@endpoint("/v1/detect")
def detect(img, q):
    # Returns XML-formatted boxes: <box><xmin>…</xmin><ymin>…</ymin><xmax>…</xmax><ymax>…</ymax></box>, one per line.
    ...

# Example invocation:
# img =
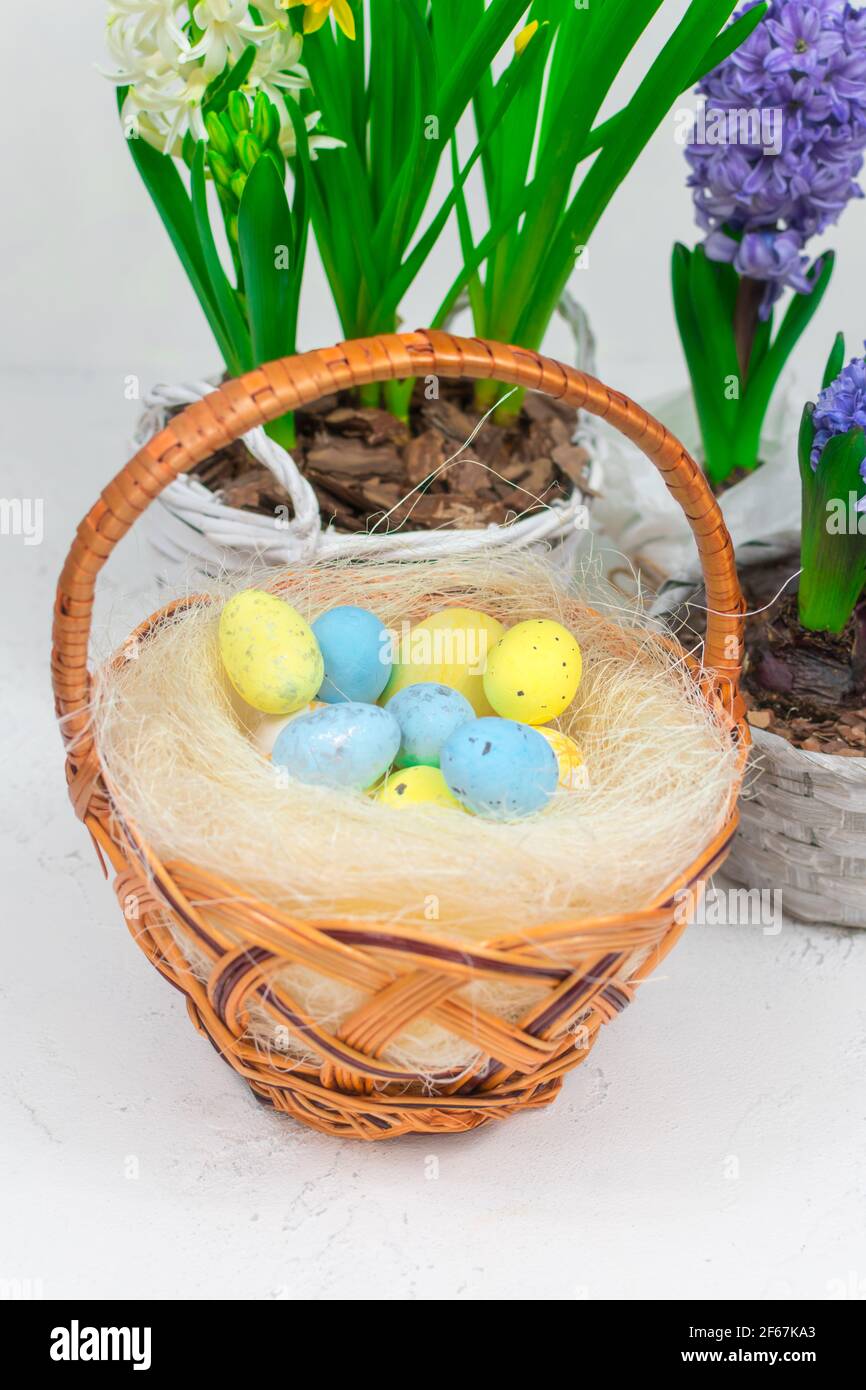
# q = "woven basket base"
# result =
<box><xmin>93</xmin><ymin>816</ymin><xmax>742</xmax><ymax>1140</ymax></box>
<box><xmin>129</xmin><ymin>861</ymin><xmax>607</xmax><ymax>1141</ymax></box>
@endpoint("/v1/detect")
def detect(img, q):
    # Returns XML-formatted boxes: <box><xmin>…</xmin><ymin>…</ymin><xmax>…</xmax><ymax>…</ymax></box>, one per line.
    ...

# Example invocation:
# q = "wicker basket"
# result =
<box><xmin>725</xmin><ymin>725</ymin><xmax>866</xmax><ymax>928</ymax></box>
<box><xmin>53</xmin><ymin>331</ymin><xmax>748</xmax><ymax>1140</ymax></box>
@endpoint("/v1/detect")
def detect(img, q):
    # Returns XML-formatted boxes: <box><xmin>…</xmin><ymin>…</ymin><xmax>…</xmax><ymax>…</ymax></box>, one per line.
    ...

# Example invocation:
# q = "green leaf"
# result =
<box><xmin>799</xmin><ymin>426</ymin><xmax>866</xmax><ymax>633</ymax></box>
<box><xmin>436</xmin><ymin>0</ymin><xmax>530</xmax><ymax>145</ymax></box>
<box><xmin>371</xmin><ymin>0</ymin><xmax>438</xmax><ymax>270</ymax></box>
<box><xmin>822</xmin><ymin>331</ymin><xmax>846</xmax><ymax>389</ymax></box>
<box><xmin>671</xmin><ymin>244</ymin><xmax>733</xmax><ymax>484</ymax></box>
<box><xmin>117</xmin><ymin>89</ymin><xmax>238</xmax><ymax>371</ymax></box>
<box><xmin>450</xmin><ymin>135</ymin><xmax>484</xmax><ymax>333</ymax></box>
<box><xmin>576</xmin><ymin>4</ymin><xmax>769</xmax><ymax>166</ymax></box>
<box><xmin>281</xmin><ymin>95</ymin><xmax>313</xmax><ymax>335</ymax></box>
<box><xmin>688</xmin><ymin>246</ymin><xmax>741</xmax><ymax>432</ymax></box>
<box><xmin>492</xmin><ymin>0</ymin><xmax>668</xmax><ymax>340</ymax></box>
<box><xmin>203</xmin><ymin>45</ymin><xmax>257</xmax><ymax>116</ymax></box>
<box><xmin>190</xmin><ymin>142</ymin><xmax>252</xmax><ymax>373</ymax></box>
<box><xmin>374</xmin><ymin>30</ymin><xmax>550</xmax><ymax>326</ymax></box>
<box><xmin>687</xmin><ymin>2</ymin><xmax>769</xmax><ymax>86</ymax></box>
<box><xmin>237</xmin><ymin>156</ymin><xmax>297</xmax><ymax>367</ymax></box>
<box><xmin>514</xmin><ymin>0</ymin><xmax>741</xmax><ymax>348</ymax></box>
<box><xmin>798</xmin><ymin>401</ymin><xmax>816</xmax><ymax>483</ymax></box>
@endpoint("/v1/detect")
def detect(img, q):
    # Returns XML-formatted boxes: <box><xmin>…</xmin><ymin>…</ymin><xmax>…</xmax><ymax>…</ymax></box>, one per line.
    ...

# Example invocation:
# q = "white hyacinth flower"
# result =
<box><xmin>276</xmin><ymin>105</ymin><xmax>345</xmax><ymax>160</ymax></box>
<box><xmin>122</xmin><ymin>64</ymin><xmax>211</xmax><ymax>154</ymax></box>
<box><xmin>106</xmin><ymin>2</ymin><xmax>190</xmax><ymax>67</ymax></box>
<box><xmin>104</xmin><ymin>0</ymin><xmax>341</xmax><ymax>160</ymax></box>
<box><xmin>181</xmin><ymin>1</ymin><xmax>275</xmax><ymax>78</ymax></box>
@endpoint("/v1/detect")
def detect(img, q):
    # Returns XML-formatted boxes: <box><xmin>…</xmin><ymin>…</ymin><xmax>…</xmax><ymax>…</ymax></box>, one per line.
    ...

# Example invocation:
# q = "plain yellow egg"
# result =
<box><xmin>219</xmin><ymin>589</ymin><xmax>324</xmax><ymax>715</ymax></box>
<box><xmin>377</xmin><ymin>765</ymin><xmax>464</xmax><ymax>811</ymax></box>
<box><xmin>483</xmin><ymin>618</ymin><xmax>582</xmax><ymax>724</ymax></box>
<box><xmin>251</xmin><ymin>702</ymin><xmax>324</xmax><ymax>757</ymax></box>
<box><xmin>536</xmin><ymin>727</ymin><xmax>587</xmax><ymax>790</ymax></box>
<box><xmin>381</xmin><ymin>607</ymin><xmax>505</xmax><ymax>715</ymax></box>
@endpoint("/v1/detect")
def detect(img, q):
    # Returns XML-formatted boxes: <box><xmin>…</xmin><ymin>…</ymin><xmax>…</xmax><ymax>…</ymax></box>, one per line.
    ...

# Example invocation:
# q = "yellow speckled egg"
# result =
<box><xmin>219</xmin><ymin>589</ymin><xmax>324</xmax><ymax>715</ymax></box>
<box><xmin>251</xmin><ymin>702</ymin><xmax>324</xmax><ymax>757</ymax></box>
<box><xmin>536</xmin><ymin>727</ymin><xmax>586</xmax><ymax>790</ymax></box>
<box><xmin>483</xmin><ymin>619</ymin><xmax>582</xmax><ymax>724</ymax></box>
<box><xmin>377</xmin><ymin>765</ymin><xmax>464</xmax><ymax>811</ymax></box>
<box><xmin>381</xmin><ymin>607</ymin><xmax>505</xmax><ymax>716</ymax></box>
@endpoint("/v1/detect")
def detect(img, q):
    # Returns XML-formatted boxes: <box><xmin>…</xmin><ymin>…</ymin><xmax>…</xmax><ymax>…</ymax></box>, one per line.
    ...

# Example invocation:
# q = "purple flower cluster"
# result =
<box><xmin>686</xmin><ymin>0</ymin><xmax>866</xmax><ymax>314</ymax></box>
<box><xmin>811</xmin><ymin>344</ymin><xmax>866</xmax><ymax>472</ymax></box>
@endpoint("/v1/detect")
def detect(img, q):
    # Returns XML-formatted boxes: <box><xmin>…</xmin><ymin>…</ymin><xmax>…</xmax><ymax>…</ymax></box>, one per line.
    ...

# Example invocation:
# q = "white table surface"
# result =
<box><xmin>2</xmin><ymin>366</ymin><xmax>865</xmax><ymax>1302</ymax></box>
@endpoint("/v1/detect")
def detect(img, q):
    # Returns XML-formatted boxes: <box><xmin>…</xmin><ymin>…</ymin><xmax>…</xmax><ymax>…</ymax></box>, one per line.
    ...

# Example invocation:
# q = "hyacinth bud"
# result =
<box><xmin>218</xmin><ymin>111</ymin><xmax>236</xmax><ymax>153</ymax></box>
<box><xmin>205</xmin><ymin>110</ymin><xmax>232</xmax><ymax>158</ymax></box>
<box><xmin>252</xmin><ymin>91</ymin><xmax>277</xmax><ymax>149</ymax></box>
<box><xmin>229</xmin><ymin>170</ymin><xmax>247</xmax><ymax>202</ymax></box>
<box><xmin>235</xmin><ymin>131</ymin><xmax>261</xmax><ymax>174</ymax></box>
<box><xmin>208</xmin><ymin>150</ymin><xmax>234</xmax><ymax>189</ymax></box>
<box><xmin>227</xmin><ymin>90</ymin><xmax>251</xmax><ymax>134</ymax></box>
<box><xmin>227</xmin><ymin>213</ymin><xmax>239</xmax><ymax>244</ymax></box>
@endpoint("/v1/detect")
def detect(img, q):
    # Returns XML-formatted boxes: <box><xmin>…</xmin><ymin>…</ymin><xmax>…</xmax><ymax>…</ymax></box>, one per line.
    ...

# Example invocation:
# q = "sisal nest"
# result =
<box><xmin>93</xmin><ymin>551</ymin><xmax>741</xmax><ymax>1073</ymax></box>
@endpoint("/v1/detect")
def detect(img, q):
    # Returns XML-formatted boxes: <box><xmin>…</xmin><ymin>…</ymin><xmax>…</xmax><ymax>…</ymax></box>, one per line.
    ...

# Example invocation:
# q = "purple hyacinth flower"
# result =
<box><xmin>686</xmin><ymin>0</ymin><xmax>866</xmax><ymax>300</ymax></box>
<box><xmin>765</xmin><ymin>3</ymin><xmax>844</xmax><ymax>72</ymax></box>
<box><xmin>811</xmin><ymin>346</ymin><xmax>866</xmax><ymax>496</ymax></box>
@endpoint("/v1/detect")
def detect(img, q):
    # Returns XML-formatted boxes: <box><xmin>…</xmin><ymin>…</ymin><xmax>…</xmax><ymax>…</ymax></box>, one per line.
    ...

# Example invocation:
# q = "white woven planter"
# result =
<box><xmin>135</xmin><ymin>298</ymin><xmax>603</xmax><ymax>575</ymax></box>
<box><xmin>725</xmin><ymin>725</ymin><xmax>866</xmax><ymax>928</ymax></box>
<box><xmin>644</xmin><ymin>528</ymin><xmax>866</xmax><ymax>930</ymax></box>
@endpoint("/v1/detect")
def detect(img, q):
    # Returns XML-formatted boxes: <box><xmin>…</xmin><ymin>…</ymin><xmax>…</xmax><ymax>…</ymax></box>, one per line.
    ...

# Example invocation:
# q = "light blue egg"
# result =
<box><xmin>312</xmin><ymin>605</ymin><xmax>392</xmax><ymax>704</ymax></box>
<box><xmin>387</xmin><ymin>682</ymin><xmax>476</xmax><ymax>769</ymax></box>
<box><xmin>440</xmin><ymin>717</ymin><xmax>558</xmax><ymax>819</ymax></box>
<box><xmin>272</xmin><ymin>702</ymin><xmax>400</xmax><ymax>790</ymax></box>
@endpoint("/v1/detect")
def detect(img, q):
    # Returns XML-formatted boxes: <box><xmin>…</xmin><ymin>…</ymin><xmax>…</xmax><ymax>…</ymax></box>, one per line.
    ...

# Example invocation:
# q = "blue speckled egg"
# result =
<box><xmin>440</xmin><ymin>717</ymin><xmax>558</xmax><ymax>819</ymax></box>
<box><xmin>312</xmin><ymin>605</ymin><xmax>392</xmax><ymax>704</ymax></box>
<box><xmin>272</xmin><ymin>702</ymin><xmax>400</xmax><ymax>790</ymax></box>
<box><xmin>387</xmin><ymin>682</ymin><xmax>476</xmax><ymax>768</ymax></box>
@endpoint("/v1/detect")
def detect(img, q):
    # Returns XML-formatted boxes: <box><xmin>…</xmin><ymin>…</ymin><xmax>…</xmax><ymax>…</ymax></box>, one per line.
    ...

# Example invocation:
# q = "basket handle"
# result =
<box><xmin>53</xmin><ymin>330</ymin><xmax>744</xmax><ymax>814</ymax></box>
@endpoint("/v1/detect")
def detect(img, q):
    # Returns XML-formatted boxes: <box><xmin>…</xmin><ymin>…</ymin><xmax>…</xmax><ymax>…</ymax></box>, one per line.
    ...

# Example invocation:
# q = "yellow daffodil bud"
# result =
<box><xmin>514</xmin><ymin>20</ymin><xmax>539</xmax><ymax>56</ymax></box>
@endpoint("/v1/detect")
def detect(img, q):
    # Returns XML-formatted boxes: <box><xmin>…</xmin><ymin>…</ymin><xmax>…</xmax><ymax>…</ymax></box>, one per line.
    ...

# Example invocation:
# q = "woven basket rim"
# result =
<box><xmin>747</xmin><ymin>720</ymin><xmax>866</xmax><ymax>774</ymax></box>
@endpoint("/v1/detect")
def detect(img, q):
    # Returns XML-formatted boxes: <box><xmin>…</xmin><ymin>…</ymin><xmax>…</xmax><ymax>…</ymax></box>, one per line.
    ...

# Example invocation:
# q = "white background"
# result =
<box><xmin>1</xmin><ymin>0</ymin><xmax>865</xmax><ymax>1302</ymax></box>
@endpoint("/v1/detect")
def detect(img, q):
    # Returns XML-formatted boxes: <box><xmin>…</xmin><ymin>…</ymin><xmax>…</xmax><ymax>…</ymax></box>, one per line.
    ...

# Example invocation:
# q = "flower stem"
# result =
<box><xmin>383</xmin><ymin>377</ymin><xmax>413</xmax><ymax>422</ymax></box>
<box><xmin>494</xmin><ymin>387</ymin><xmax>525</xmax><ymax>424</ymax></box>
<box><xmin>264</xmin><ymin>411</ymin><xmax>296</xmax><ymax>451</ymax></box>
<box><xmin>474</xmin><ymin>379</ymin><xmax>500</xmax><ymax>411</ymax></box>
<box><xmin>733</xmin><ymin>276</ymin><xmax>763</xmax><ymax>386</ymax></box>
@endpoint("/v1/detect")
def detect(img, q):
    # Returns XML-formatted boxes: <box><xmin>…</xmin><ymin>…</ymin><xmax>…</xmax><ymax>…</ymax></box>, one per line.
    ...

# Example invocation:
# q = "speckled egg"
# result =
<box><xmin>483</xmin><ymin>619</ymin><xmax>582</xmax><ymax>724</ymax></box>
<box><xmin>271</xmin><ymin>701</ymin><xmax>400</xmax><ymax>790</ymax></box>
<box><xmin>381</xmin><ymin>607</ymin><xmax>505</xmax><ymax>716</ymax></box>
<box><xmin>440</xmin><ymin>717</ymin><xmax>558</xmax><ymax>819</ymax></box>
<box><xmin>386</xmin><ymin>682</ymin><xmax>476</xmax><ymax>768</ymax></box>
<box><xmin>536</xmin><ymin>727</ymin><xmax>586</xmax><ymax>790</ymax></box>
<box><xmin>312</xmin><ymin>605</ymin><xmax>392</xmax><ymax>704</ymax></box>
<box><xmin>377</xmin><ymin>765</ymin><xmax>464</xmax><ymax>811</ymax></box>
<box><xmin>219</xmin><ymin>589</ymin><xmax>323</xmax><ymax>715</ymax></box>
<box><xmin>251</xmin><ymin>702</ymin><xmax>324</xmax><ymax>757</ymax></box>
